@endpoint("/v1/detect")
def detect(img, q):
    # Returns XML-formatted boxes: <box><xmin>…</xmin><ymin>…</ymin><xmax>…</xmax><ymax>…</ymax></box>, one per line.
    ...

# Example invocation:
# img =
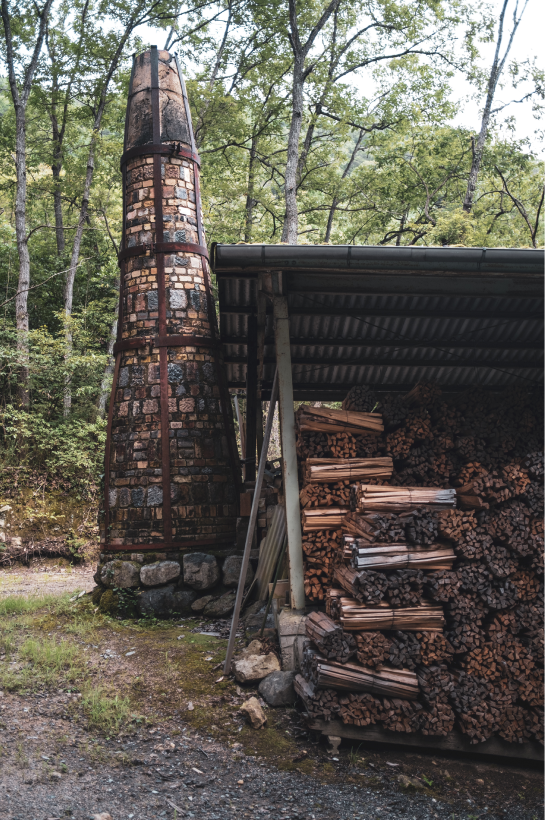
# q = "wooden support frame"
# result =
<box><xmin>308</xmin><ymin>720</ymin><xmax>544</xmax><ymax>763</ymax></box>
<box><xmin>245</xmin><ymin>314</ymin><xmax>258</xmax><ymax>482</ymax></box>
<box><xmin>223</xmin><ymin>369</ymin><xmax>279</xmax><ymax>674</ymax></box>
<box><xmin>273</xmin><ymin>294</ymin><xmax>305</xmax><ymax>611</ymax></box>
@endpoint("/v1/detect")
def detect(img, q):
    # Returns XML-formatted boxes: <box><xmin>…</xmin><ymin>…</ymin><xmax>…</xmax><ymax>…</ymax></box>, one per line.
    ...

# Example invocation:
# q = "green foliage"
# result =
<box><xmin>0</xmin><ymin>322</ymin><xmax>107</xmax><ymax>491</ymax></box>
<box><xmin>0</xmin><ymin>0</ymin><xmax>542</xmax><ymax>507</ymax></box>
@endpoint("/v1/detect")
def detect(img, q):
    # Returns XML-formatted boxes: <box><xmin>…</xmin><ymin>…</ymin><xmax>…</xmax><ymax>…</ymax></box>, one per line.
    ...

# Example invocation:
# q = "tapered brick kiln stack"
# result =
<box><xmin>95</xmin><ymin>49</ymin><xmax>241</xmax><ymax>617</ymax></box>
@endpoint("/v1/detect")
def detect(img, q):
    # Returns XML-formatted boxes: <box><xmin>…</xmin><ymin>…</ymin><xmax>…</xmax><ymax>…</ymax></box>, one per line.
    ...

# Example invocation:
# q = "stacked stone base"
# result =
<box><xmin>92</xmin><ymin>547</ymin><xmax>255</xmax><ymax>619</ymax></box>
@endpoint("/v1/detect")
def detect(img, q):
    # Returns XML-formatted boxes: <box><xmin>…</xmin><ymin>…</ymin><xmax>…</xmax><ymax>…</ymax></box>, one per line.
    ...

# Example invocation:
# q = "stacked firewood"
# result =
<box><xmin>296</xmin><ymin>385</ymin><xmax>543</xmax><ymax>746</ymax></box>
<box><xmin>300</xmin><ymin>482</ymin><xmax>351</xmax><ymax>510</ymax></box>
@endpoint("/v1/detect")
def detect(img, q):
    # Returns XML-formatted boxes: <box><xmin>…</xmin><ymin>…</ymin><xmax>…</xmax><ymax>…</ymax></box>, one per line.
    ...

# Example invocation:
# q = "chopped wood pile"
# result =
<box><xmin>296</xmin><ymin>383</ymin><xmax>544</xmax><ymax>746</ymax></box>
<box><xmin>303</xmin><ymin>457</ymin><xmax>393</xmax><ymax>484</ymax></box>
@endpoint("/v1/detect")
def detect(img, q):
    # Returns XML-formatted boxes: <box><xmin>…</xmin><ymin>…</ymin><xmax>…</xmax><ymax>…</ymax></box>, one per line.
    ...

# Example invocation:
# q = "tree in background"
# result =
<box><xmin>462</xmin><ymin>0</ymin><xmax>543</xmax><ymax>213</ymax></box>
<box><xmin>1</xmin><ymin>0</ymin><xmax>55</xmax><ymax>407</ymax></box>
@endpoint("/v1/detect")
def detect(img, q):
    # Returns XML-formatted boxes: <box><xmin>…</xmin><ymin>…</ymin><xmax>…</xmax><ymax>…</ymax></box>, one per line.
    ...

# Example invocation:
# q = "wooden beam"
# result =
<box><xmin>273</xmin><ymin>294</ymin><xmax>305</xmax><ymax>611</ymax></box>
<box><xmin>245</xmin><ymin>315</ymin><xmax>258</xmax><ymax>482</ymax></box>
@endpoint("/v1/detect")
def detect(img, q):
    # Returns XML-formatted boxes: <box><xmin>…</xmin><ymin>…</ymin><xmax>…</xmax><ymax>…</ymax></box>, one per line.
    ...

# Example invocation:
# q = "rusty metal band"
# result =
<box><xmin>106</xmin><ymin>535</ymin><xmax>236</xmax><ymax>552</ymax></box>
<box><xmin>120</xmin><ymin>143</ymin><xmax>200</xmax><ymax>170</ymax></box>
<box><xmin>113</xmin><ymin>334</ymin><xmax>222</xmax><ymax>355</ymax></box>
<box><xmin>151</xmin><ymin>45</ymin><xmax>173</xmax><ymax>545</ymax></box>
<box><xmin>103</xmin><ymin>351</ymin><xmax>122</xmax><ymax>546</ymax></box>
<box><xmin>118</xmin><ymin>241</ymin><xmax>209</xmax><ymax>263</ymax></box>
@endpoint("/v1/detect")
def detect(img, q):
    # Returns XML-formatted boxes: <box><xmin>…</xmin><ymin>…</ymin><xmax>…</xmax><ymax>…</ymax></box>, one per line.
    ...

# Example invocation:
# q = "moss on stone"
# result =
<box><xmin>99</xmin><ymin>589</ymin><xmax>119</xmax><ymax>615</ymax></box>
<box><xmin>91</xmin><ymin>587</ymin><xmax>104</xmax><ymax>606</ymax></box>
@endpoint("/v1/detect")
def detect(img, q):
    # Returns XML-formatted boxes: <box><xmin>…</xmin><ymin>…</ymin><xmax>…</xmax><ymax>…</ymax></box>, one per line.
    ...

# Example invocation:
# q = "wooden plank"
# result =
<box><xmin>308</xmin><ymin>719</ymin><xmax>544</xmax><ymax>763</ymax></box>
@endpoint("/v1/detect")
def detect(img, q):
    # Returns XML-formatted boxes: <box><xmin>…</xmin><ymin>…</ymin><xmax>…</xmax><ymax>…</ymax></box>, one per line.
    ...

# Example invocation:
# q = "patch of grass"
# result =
<box><xmin>0</xmin><ymin>593</ymin><xmax>70</xmax><ymax>616</ymax></box>
<box><xmin>81</xmin><ymin>685</ymin><xmax>132</xmax><ymax>733</ymax></box>
<box><xmin>20</xmin><ymin>635</ymin><xmax>83</xmax><ymax>682</ymax></box>
<box><xmin>15</xmin><ymin>742</ymin><xmax>29</xmax><ymax>768</ymax></box>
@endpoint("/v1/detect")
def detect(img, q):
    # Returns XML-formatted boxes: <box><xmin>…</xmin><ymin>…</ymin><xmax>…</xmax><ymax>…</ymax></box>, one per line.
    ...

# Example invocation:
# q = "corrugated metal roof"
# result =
<box><xmin>213</xmin><ymin>244</ymin><xmax>544</xmax><ymax>399</ymax></box>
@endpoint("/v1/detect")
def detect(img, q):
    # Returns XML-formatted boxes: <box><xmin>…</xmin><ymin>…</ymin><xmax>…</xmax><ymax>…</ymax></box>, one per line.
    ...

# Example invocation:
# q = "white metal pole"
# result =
<box><xmin>223</xmin><ymin>369</ymin><xmax>279</xmax><ymax>674</ymax></box>
<box><xmin>273</xmin><ymin>295</ymin><xmax>305</xmax><ymax>611</ymax></box>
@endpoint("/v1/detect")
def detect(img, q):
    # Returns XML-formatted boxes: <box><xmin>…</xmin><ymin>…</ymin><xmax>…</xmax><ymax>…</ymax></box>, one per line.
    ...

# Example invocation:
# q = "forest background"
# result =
<box><xmin>0</xmin><ymin>0</ymin><xmax>542</xmax><ymax>544</ymax></box>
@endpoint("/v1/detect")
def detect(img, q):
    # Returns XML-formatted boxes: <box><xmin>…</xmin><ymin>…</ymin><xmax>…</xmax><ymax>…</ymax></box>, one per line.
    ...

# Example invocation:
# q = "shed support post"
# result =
<box><xmin>245</xmin><ymin>314</ymin><xmax>258</xmax><ymax>483</ymax></box>
<box><xmin>273</xmin><ymin>295</ymin><xmax>305</xmax><ymax>611</ymax></box>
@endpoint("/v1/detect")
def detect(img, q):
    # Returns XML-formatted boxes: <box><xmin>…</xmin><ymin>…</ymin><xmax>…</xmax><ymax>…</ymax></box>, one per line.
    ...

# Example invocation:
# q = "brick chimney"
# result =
<box><xmin>100</xmin><ymin>47</ymin><xmax>240</xmax><ymax>553</ymax></box>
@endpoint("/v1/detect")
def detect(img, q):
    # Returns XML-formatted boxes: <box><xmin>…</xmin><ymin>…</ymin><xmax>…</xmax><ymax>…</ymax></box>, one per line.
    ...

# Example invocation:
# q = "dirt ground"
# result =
<box><xmin>0</xmin><ymin>561</ymin><xmax>542</xmax><ymax>820</ymax></box>
<box><xmin>0</xmin><ymin>562</ymin><xmax>95</xmax><ymax>598</ymax></box>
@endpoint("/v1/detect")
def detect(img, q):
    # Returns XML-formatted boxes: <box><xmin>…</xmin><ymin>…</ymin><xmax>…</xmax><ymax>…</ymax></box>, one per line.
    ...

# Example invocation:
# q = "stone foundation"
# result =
<box><xmin>92</xmin><ymin>547</ymin><xmax>256</xmax><ymax>619</ymax></box>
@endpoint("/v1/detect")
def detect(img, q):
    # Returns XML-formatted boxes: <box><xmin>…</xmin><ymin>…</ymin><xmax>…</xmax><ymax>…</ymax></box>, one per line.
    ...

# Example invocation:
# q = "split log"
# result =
<box><xmin>527</xmin><ymin>707</ymin><xmax>544</xmax><ymax>743</ymax></box>
<box><xmin>339</xmin><ymin>599</ymin><xmax>445</xmax><ymax>632</ymax></box>
<box><xmin>294</xmin><ymin>674</ymin><xmax>340</xmax><ymax>720</ymax></box>
<box><xmin>417</xmin><ymin>631</ymin><xmax>455</xmax><ymax>666</ymax></box>
<box><xmin>524</xmin><ymin>452</ymin><xmax>544</xmax><ymax>483</ymax></box>
<box><xmin>445</xmin><ymin>593</ymin><xmax>489</xmax><ymax>627</ymax></box>
<box><xmin>404</xmin><ymin>381</ymin><xmax>442</xmax><ymax>407</ymax></box>
<box><xmin>342</xmin><ymin>385</ymin><xmax>379</xmax><ymax>414</ymax></box>
<box><xmin>384</xmin><ymin>569</ymin><xmax>424</xmax><ymax>608</ymax></box>
<box><xmin>302</xmin><ymin>508</ymin><xmax>347</xmax><ymax>532</ymax></box>
<box><xmin>404</xmin><ymin>508</ymin><xmax>439</xmax><ymax>546</ymax></box>
<box><xmin>338</xmin><ymin>692</ymin><xmax>385</xmax><ymax>726</ymax></box>
<box><xmin>352</xmin><ymin>484</ymin><xmax>456</xmax><ymax>513</ymax></box>
<box><xmin>304</xmin><ymin>457</ymin><xmax>393</xmax><ymax>484</ymax></box>
<box><xmin>423</xmin><ymin>570</ymin><xmax>463</xmax><ymax>603</ymax></box>
<box><xmin>354</xmin><ymin>632</ymin><xmax>392</xmax><ymax>669</ymax></box>
<box><xmin>381</xmin><ymin>698</ymin><xmax>423</xmax><ymax>733</ymax></box>
<box><xmin>300</xmin><ymin>482</ymin><xmax>351</xmax><ymax>509</ymax></box>
<box><xmin>498</xmin><ymin>705</ymin><xmax>532</xmax><ymax>744</ymax></box>
<box><xmin>304</xmin><ymin>654</ymin><xmax>419</xmax><ymax>699</ymax></box>
<box><xmin>348</xmin><ymin>540</ymin><xmax>455</xmax><ymax>572</ymax></box>
<box><xmin>326</xmin><ymin>588</ymin><xmax>343</xmax><ymax>621</ymax></box>
<box><xmin>333</xmin><ymin>564</ymin><xmax>389</xmax><ymax>605</ymax></box>
<box><xmin>419</xmin><ymin>702</ymin><xmax>456</xmax><ymax>737</ymax></box>
<box><xmin>388</xmin><ymin>631</ymin><xmax>421</xmax><ymax>670</ymax></box>
<box><xmin>305</xmin><ymin>611</ymin><xmax>357</xmax><ymax>664</ymax></box>
<box><xmin>296</xmin><ymin>405</ymin><xmax>383</xmax><ymax>436</ymax></box>
<box><xmin>484</xmin><ymin>544</ymin><xmax>519</xmax><ymax>578</ymax></box>
<box><xmin>342</xmin><ymin>511</ymin><xmax>407</xmax><ymax>543</ymax></box>
<box><xmin>416</xmin><ymin>665</ymin><xmax>454</xmax><ymax>704</ymax></box>
<box><xmin>446</xmin><ymin>624</ymin><xmax>485</xmax><ymax>654</ymax></box>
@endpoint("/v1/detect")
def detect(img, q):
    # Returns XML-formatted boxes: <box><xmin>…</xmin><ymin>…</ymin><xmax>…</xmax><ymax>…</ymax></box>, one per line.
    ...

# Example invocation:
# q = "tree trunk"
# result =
<box><xmin>2</xmin><ymin>0</ymin><xmax>55</xmax><ymax>408</ymax></box>
<box><xmin>324</xmin><ymin>130</ymin><xmax>364</xmax><ymax>242</ymax></box>
<box><xmin>14</xmin><ymin>105</ymin><xmax>30</xmax><ymax>408</ymax></box>
<box><xmin>282</xmin><ymin>54</ymin><xmax>304</xmax><ymax>244</ymax></box>
<box><xmin>244</xmin><ymin>134</ymin><xmax>258</xmax><ymax>242</ymax></box>
<box><xmin>463</xmin><ymin>0</ymin><xmax>526</xmax><ymax>212</ymax></box>
<box><xmin>63</xmin><ymin>135</ymin><xmax>96</xmax><ymax>417</ymax></box>
<box><xmin>97</xmin><ymin>312</ymin><xmax>118</xmax><ymax>418</ymax></box>
<box><xmin>52</xmin><ymin>153</ymin><xmax>65</xmax><ymax>254</ymax></box>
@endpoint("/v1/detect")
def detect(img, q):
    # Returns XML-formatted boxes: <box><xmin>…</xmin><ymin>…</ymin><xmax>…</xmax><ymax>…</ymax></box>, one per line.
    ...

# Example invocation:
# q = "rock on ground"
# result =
<box><xmin>183</xmin><ymin>553</ymin><xmax>220</xmax><ymax>590</ymax></box>
<box><xmin>100</xmin><ymin>560</ymin><xmax>140</xmax><ymax>589</ymax></box>
<box><xmin>239</xmin><ymin>696</ymin><xmax>267</xmax><ymax>728</ymax></box>
<box><xmin>140</xmin><ymin>560</ymin><xmax>181</xmax><ymax>587</ymax></box>
<box><xmin>232</xmin><ymin>653</ymin><xmax>281</xmax><ymax>683</ymax></box>
<box><xmin>191</xmin><ymin>594</ymin><xmax>216</xmax><ymax>612</ymax></box>
<box><xmin>222</xmin><ymin>555</ymin><xmax>255</xmax><ymax>587</ymax></box>
<box><xmin>258</xmin><ymin>671</ymin><xmax>296</xmax><ymax>706</ymax></box>
<box><xmin>136</xmin><ymin>585</ymin><xmax>197</xmax><ymax>617</ymax></box>
<box><xmin>240</xmin><ymin>639</ymin><xmax>264</xmax><ymax>657</ymax></box>
<box><xmin>203</xmin><ymin>590</ymin><xmax>236</xmax><ymax>618</ymax></box>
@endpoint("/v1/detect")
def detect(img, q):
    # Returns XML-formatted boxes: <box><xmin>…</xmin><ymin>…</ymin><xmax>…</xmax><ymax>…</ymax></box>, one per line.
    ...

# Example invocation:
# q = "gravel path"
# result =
<box><xmin>0</xmin><ymin>564</ymin><xmax>95</xmax><ymax>597</ymax></box>
<box><xmin>0</xmin><ymin>691</ymin><xmax>541</xmax><ymax>820</ymax></box>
